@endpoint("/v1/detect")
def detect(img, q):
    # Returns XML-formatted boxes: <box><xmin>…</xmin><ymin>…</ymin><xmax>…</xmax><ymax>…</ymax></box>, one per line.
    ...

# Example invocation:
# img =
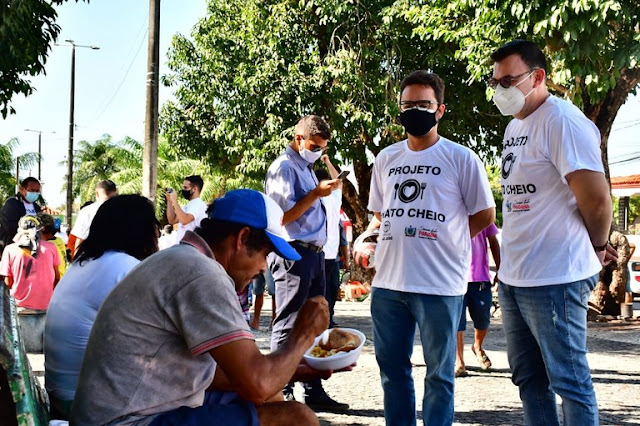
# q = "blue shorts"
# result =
<box><xmin>458</xmin><ymin>281</ymin><xmax>492</xmax><ymax>332</ymax></box>
<box><xmin>253</xmin><ymin>270</ymin><xmax>275</xmax><ymax>296</ymax></box>
<box><xmin>149</xmin><ymin>391</ymin><xmax>259</xmax><ymax>426</ymax></box>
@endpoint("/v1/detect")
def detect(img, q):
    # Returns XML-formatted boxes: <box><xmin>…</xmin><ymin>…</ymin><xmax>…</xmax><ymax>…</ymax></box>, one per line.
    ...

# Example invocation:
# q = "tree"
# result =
<box><xmin>161</xmin><ymin>0</ymin><xmax>505</xmax><ymax>234</ymax></box>
<box><xmin>67</xmin><ymin>134</ymin><xmax>256</xmax><ymax>217</ymax></box>
<box><xmin>389</xmin><ymin>0</ymin><xmax>640</xmax><ymax>180</ymax></box>
<box><xmin>0</xmin><ymin>138</ymin><xmax>38</xmax><ymax>202</ymax></box>
<box><xmin>0</xmin><ymin>0</ymin><xmax>87</xmax><ymax>118</ymax></box>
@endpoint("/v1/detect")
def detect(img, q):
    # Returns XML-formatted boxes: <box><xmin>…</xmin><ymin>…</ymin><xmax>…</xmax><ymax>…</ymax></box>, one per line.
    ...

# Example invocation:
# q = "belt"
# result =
<box><xmin>292</xmin><ymin>241</ymin><xmax>324</xmax><ymax>253</ymax></box>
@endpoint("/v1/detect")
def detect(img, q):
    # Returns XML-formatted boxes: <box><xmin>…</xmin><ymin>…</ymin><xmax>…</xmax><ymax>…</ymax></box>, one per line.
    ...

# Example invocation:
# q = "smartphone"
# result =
<box><xmin>337</xmin><ymin>170</ymin><xmax>350</xmax><ymax>180</ymax></box>
<box><xmin>166</xmin><ymin>188</ymin><xmax>173</xmax><ymax>193</ymax></box>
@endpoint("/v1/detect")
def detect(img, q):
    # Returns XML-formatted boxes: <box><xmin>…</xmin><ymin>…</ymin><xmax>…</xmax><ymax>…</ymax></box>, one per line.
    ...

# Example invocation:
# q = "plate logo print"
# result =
<box><xmin>393</xmin><ymin>179</ymin><xmax>427</xmax><ymax>203</ymax></box>
<box><xmin>502</xmin><ymin>152</ymin><xmax>517</xmax><ymax>179</ymax></box>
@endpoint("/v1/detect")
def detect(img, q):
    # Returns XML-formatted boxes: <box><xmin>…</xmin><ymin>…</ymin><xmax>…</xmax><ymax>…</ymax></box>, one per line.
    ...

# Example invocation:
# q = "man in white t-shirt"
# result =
<box><xmin>70</xmin><ymin>179</ymin><xmax>117</xmax><ymax>254</ymax></box>
<box><xmin>489</xmin><ymin>40</ymin><xmax>617</xmax><ymax>426</ymax></box>
<box><xmin>165</xmin><ymin>175</ymin><xmax>208</xmax><ymax>245</ymax></box>
<box><xmin>363</xmin><ymin>70</ymin><xmax>495</xmax><ymax>425</ymax></box>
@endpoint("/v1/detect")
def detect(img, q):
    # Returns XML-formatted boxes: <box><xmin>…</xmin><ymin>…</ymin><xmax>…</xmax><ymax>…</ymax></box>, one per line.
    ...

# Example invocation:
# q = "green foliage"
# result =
<box><xmin>486</xmin><ymin>165</ymin><xmax>503</xmax><ymax>227</ymax></box>
<box><xmin>66</xmin><ymin>134</ymin><xmax>255</xmax><ymax>217</ymax></box>
<box><xmin>161</xmin><ymin>0</ymin><xmax>505</xmax><ymax>194</ymax></box>
<box><xmin>0</xmin><ymin>138</ymin><xmax>38</xmax><ymax>203</ymax></box>
<box><xmin>613</xmin><ymin>196</ymin><xmax>640</xmax><ymax>231</ymax></box>
<box><xmin>0</xmin><ymin>0</ymin><xmax>87</xmax><ymax>118</ymax></box>
<box><xmin>388</xmin><ymin>0</ymin><xmax>639</xmax><ymax>114</ymax></box>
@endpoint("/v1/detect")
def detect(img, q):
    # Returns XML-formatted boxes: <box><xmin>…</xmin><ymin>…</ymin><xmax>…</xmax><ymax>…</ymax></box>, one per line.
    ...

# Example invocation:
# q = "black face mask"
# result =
<box><xmin>181</xmin><ymin>189</ymin><xmax>193</xmax><ymax>200</ymax></box>
<box><xmin>400</xmin><ymin>108</ymin><xmax>438</xmax><ymax>137</ymax></box>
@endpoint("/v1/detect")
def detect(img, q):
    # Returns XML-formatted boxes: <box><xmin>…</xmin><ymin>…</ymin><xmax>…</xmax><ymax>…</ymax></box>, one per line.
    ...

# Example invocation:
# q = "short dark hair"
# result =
<box><xmin>314</xmin><ymin>168</ymin><xmax>330</xmax><ymax>181</ymax></box>
<box><xmin>36</xmin><ymin>212</ymin><xmax>55</xmax><ymax>235</ymax></box>
<box><xmin>185</xmin><ymin>175</ymin><xmax>204</xmax><ymax>192</ymax></box>
<box><xmin>75</xmin><ymin>194</ymin><xmax>159</xmax><ymax>264</ymax></box>
<box><xmin>295</xmin><ymin>115</ymin><xmax>331</xmax><ymax>140</ymax></box>
<box><xmin>490</xmin><ymin>40</ymin><xmax>547</xmax><ymax>73</ymax></box>
<box><xmin>400</xmin><ymin>71</ymin><xmax>445</xmax><ymax>104</ymax></box>
<box><xmin>196</xmin><ymin>205</ymin><xmax>273</xmax><ymax>254</ymax></box>
<box><xmin>96</xmin><ymin>179</ymin><xmax>117</xmax><ymax>195</ymax></box>
<box><xmin>21</xmin><ymin>177</ymin><xmax>40</xmax><ymax>188</ymax></box>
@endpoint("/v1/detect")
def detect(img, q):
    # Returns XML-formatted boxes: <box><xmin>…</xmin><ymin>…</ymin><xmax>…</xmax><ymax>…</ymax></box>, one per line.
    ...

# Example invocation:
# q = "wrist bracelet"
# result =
<box><xmin>593</xmin><ymin>242</ymin><xmax>608</xmax><ymax>251</ymax></box>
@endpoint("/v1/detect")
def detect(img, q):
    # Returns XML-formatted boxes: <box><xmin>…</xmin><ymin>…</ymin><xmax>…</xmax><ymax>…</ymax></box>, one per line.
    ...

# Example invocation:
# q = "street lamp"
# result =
<box><xmin>58</xmin><ymin>39</ymin><xmax>99</xmax><ymax>228</ymax></box>
<box><xmin>24</xmin><ymin>129</ymin><xmax>55</xmax><ymax>181</ymax></box>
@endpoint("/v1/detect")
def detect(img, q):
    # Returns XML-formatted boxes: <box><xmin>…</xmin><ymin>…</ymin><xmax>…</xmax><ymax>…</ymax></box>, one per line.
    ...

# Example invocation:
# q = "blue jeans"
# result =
<box><xmin>371</xmin><ymin>287</ymin><xmax>463</xmax><ymax>426</ymax></box>
<box><xmin>499</xmin><ymin>275</ymin><xmax>599</xmax><ymax>426</ymax></box>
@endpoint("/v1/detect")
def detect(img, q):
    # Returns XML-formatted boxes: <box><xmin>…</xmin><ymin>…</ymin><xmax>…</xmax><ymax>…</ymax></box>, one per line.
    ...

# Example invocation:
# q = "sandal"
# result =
<box><xmin>454</xmin><ymin>365</ymin><xmax>468</xmax><ymax>378</ymax></box>
<box><xmin>471</xmin><ymin>345</ymin><xmax>491</xmax><ymax>370</ymax></box>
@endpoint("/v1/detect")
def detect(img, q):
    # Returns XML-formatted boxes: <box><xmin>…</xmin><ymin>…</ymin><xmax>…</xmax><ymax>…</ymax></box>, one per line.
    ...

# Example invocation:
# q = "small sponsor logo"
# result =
<box><xmin>405</xmin><ymin>225</ymin><xmax>416</xmax><ymax>237</ymax></box>
<box><xmin>383</xmin><ymin>220</ymin><xmax>391</xmax><ymax>233</ymax></box>
<box><xmin>418</xmin><ymin>227</ymin><xmax>438</xmax><ymax>240</ymax></box>
<box><xmin>382</xmin><ymin>236</ymin><xmax>393</xmax><ymax>241</ymax></box>
<box><xmin>506</xmin><ymin>199</ymin><xmax>531</xmax><ymax>213</ymax></box>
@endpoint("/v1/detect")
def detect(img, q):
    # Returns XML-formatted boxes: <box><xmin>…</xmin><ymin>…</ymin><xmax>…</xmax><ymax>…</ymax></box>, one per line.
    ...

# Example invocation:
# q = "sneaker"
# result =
<box><xmin>304</xmin><ymin>392</ymin><xmax>350</xmax><ymax>412</ymax></box>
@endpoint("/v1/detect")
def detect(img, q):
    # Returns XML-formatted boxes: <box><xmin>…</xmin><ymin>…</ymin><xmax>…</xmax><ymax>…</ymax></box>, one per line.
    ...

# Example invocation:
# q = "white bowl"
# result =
<box><xmin>302</xmin><ymin>328</ymin><xmax>366</xmax><ymax>371</ymax></box>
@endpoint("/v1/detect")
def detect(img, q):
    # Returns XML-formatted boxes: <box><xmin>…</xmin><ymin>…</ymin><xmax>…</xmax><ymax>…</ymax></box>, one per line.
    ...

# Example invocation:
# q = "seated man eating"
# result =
<box><xmin>71</xmin><ymin>189</ymin><xmax>330</xmax><ymax>426</ymax></box>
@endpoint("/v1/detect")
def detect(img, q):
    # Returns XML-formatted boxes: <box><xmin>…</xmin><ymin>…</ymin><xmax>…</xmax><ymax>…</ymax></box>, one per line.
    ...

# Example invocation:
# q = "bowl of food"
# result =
<box><xmin>303</xmin><ymin>328</ymin><xmax>366</xmax><ymax>371</ymax></box>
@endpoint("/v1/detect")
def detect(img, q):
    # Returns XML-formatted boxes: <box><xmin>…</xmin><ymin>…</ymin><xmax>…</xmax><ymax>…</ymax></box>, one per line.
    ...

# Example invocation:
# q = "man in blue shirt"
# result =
<box><xmin>265</xmin><ymin>115</ymin><xmax>346</xmax><ymax>411</ymax></box>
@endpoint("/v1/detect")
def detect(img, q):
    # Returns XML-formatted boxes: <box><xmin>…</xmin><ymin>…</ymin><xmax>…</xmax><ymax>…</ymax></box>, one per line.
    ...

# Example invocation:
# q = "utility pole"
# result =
<box><xmin>24</xmin><ymin>129</ymin><xmax>56</xmax><ymax>181</ymax></box>
<box><xmin>15</xmin><ymin>157</ymin><xmax>20</xmax><ymax>193</ymax></box>
<box><xmin>59</xmin><ymin>40</ymin><xmax>99</xmax><ymax>228</ymax></box>
<box><xmin>142</xmin><ymin>0</ymin><xmax>160</xmax><ymax>205</ymax></box>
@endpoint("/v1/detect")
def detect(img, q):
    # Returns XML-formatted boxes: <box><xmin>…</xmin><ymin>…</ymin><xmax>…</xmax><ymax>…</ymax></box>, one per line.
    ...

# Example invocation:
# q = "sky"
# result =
<box><xmin>1</xmin><ymin>1</ymin><xmax>639</xmax><ymax>208</ymax></box>
<box><xmin>1</xmin><ymin>0</ymin><xmax>207</xmax><ymax>207</ymax></box>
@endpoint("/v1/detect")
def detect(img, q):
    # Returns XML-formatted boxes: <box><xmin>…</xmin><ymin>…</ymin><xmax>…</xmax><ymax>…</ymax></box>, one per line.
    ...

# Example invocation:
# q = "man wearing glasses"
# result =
<box><xmin>265</xmin><ymin>115</ymin><xmax>345</xmax><ymax>411</ymax></box>
<box><xmin>362</xmin><ymin>70</ymin><xmax>495</xmax><ymax>425</ymax></box>
<box><xmin>490</xmin><ymin>40</ymin><xmax>615</xmax><ymax>425</ymax></box>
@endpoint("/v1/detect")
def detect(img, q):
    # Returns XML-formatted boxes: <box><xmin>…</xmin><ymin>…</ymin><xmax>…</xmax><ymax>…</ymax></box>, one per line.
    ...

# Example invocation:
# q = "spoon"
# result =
<box><xmin>320</xmin><ymin>329</ymin><xmax>330</xmax><ymax>346</ymax></box>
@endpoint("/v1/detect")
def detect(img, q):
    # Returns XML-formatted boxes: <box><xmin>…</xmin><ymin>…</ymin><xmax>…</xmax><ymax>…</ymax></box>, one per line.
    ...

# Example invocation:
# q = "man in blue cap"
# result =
<box><xmin>72</xmin><ymin>189</ymin><xmax>331</xmax><ymax>426</ymax></box>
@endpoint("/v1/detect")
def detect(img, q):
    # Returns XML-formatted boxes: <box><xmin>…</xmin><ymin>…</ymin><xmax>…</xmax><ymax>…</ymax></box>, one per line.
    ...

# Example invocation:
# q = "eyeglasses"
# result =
<box><xmin>309</xmin><ymin>144</ymin><xmax>328</xmax><ymax>153</ymax></box>
<box><xmin>487</xmin><ymin>69</ymin><xmax>538</xmax><ymax>89</ymax></box>
<box><xmin>399</xmin><ymin>100</ymin><xmax>440</xmax><ymax>113</ymax></box>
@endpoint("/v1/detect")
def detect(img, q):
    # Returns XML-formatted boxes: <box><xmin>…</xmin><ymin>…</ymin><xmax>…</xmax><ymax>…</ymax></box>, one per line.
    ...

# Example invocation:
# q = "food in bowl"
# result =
<box><xmin>309</xmin><ymin>329</ymin><xmax>361</xmax><ymax>358</ymax></box>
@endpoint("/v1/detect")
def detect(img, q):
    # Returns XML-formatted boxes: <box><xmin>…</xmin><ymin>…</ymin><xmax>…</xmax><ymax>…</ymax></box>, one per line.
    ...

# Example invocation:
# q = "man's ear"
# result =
<box><xmin>236</xmin><ymin>227</ymin><xmax>252</xmax><ymax>251</ymax></box>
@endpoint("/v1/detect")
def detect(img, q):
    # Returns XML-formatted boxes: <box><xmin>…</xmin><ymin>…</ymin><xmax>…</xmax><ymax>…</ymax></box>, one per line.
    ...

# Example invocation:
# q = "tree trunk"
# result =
<box><xmin>588</xmin><ymin>231</ymin><xmax>631</xmax><ymax>317</ymax></box>
<box><xmin>581</xmin><ymin>68</ymin><xmax>640</xmax><ymax>316</ymax></box>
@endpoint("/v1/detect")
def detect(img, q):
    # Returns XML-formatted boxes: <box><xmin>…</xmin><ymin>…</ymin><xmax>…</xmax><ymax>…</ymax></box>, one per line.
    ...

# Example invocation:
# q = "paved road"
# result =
<box><xmin>29</xmin><ymin>297</ymin><xmax>640</xmax><ymax>425</ymax></box>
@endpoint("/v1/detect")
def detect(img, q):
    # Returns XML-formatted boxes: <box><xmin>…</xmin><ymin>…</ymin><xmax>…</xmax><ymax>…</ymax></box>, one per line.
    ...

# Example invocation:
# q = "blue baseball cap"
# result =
<box><xmin>209</xmin><ymin>189</ymin><xmax>301</xmax><ymax>261</ymax></box>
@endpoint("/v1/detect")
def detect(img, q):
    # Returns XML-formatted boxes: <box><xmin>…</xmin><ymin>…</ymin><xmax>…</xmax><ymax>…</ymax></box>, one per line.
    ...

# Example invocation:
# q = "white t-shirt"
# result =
<box><xmin>23</xmin><ymin>200</ymin><xmax>37</xmax><ymax>216</ymax></box>
<box><xmin>174</xmin><ymin>197</ymin><xmax>207</xmax><ymax>244</ymax></box>
<box><xmin>322</xmin><ymin>189</ymin><xmax>342</xmax><ymax>260</ymax></box>
<box><xmin>44</xmin><ymin>251</ymin><xmax>140</xmax><ymax>401</ymax></box>
<box><xmin>500</xmin><ymin>95</ymin><xmax>603</xmax><ymax>287</ymax></box>
<box><xmin>71</xmin><ymin>202</ymin><xmax>102</xmax><ymax>240</ymax></box>
<box><xmin>368</xmin><ymin>137</ymin><xmax>495</xmax><ymax>296</ymax></box>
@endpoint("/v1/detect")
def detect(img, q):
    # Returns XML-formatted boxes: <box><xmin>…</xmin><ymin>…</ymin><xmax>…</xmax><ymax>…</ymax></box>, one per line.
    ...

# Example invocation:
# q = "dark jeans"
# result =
<box><xmin>269</xmin><ymin>244</ymin><xmax>326</xmax><ymax>396</ymax></box>
<box><xmin>324</xmin><ymin>258</ymin><xmax>340</xmax><ymax>326</ymax></box>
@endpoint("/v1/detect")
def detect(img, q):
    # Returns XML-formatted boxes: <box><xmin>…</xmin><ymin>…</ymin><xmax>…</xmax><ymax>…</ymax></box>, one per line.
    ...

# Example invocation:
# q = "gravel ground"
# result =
<box><xmin>28</xmin><ymin>296</ymin><xmax>640</xmax><ymax>425</ymax></box>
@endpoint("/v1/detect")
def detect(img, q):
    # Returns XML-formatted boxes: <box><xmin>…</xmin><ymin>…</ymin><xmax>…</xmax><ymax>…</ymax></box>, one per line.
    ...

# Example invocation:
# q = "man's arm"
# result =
<box><xmin>208</xmin><ymin>296</ymin><xmax>329</xmax><ymax>404</ymax></box>
<box><xmin>488</xmin><ymin>234</ymin><xmax>501</xmax><ymax>284</ymax></box>
<box><xmin>282</xmin><ymin>180</ymin><xmax>340</xmax><ymax>226</ymax></box>
<box><xmin>566</xmin><ymin>169</ymin><xmax>614</xmax><ymax>265</ymax></box>
<box><xmin>321</xmin><ymin>155</ymin><xmax>340</xmax><ymax>179</ymax></box>
<box><xmin>166</xmin><ymin>191</ymin><xmax>195</xmax><ymax>226</ymax></box>
<box><xmin>469</xmin><ymin>207</ymin><xmax>495</xmax><ymax>239</ymax></box>
<box><xmin>53</xmin><ymin>265</ymin><xmax>60</xmax><ymax>287</ymax></box>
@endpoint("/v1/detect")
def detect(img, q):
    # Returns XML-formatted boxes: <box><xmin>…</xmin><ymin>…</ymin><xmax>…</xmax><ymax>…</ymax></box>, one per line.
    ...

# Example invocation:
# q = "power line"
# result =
<box><xmin>91</xmin><ymin>26</ymin><xmax>149</xmax><ymax>123</ymax></box>
<box><xmin>610</xmin><ymin>154</ymin><xmax>640</xmax><ymax>165</ymax></box>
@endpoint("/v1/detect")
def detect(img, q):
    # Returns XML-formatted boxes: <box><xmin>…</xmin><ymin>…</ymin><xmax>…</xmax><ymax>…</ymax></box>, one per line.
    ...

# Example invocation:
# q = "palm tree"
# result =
<box><xmin>66</xmin><ymin>134</ymin><xmax>261</xmax><ymax>217</ymax></box>
<box><xmin>0</xmin><ymin>138</ymin><xmax>39</xmax><ymax>202</ymax></box>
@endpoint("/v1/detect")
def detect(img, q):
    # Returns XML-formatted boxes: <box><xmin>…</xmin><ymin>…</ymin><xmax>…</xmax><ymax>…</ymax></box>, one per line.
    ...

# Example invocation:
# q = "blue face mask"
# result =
<box><xmin>25</xmin><ymin>192</ymin><xmax>40</xmax><ymax>203</ymax></box>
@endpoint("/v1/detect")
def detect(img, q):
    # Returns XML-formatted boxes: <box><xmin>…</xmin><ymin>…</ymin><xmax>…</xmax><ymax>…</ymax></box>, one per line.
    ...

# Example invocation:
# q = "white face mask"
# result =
<box><xmin>492</xmin><ymin>70</ymin><xmax>536</xmax><ymax>116</ymax></box>
<box><xmin>298</xmin><ymin>141</ymin><xmax>323</xmax><ymax>163</ymax></box>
